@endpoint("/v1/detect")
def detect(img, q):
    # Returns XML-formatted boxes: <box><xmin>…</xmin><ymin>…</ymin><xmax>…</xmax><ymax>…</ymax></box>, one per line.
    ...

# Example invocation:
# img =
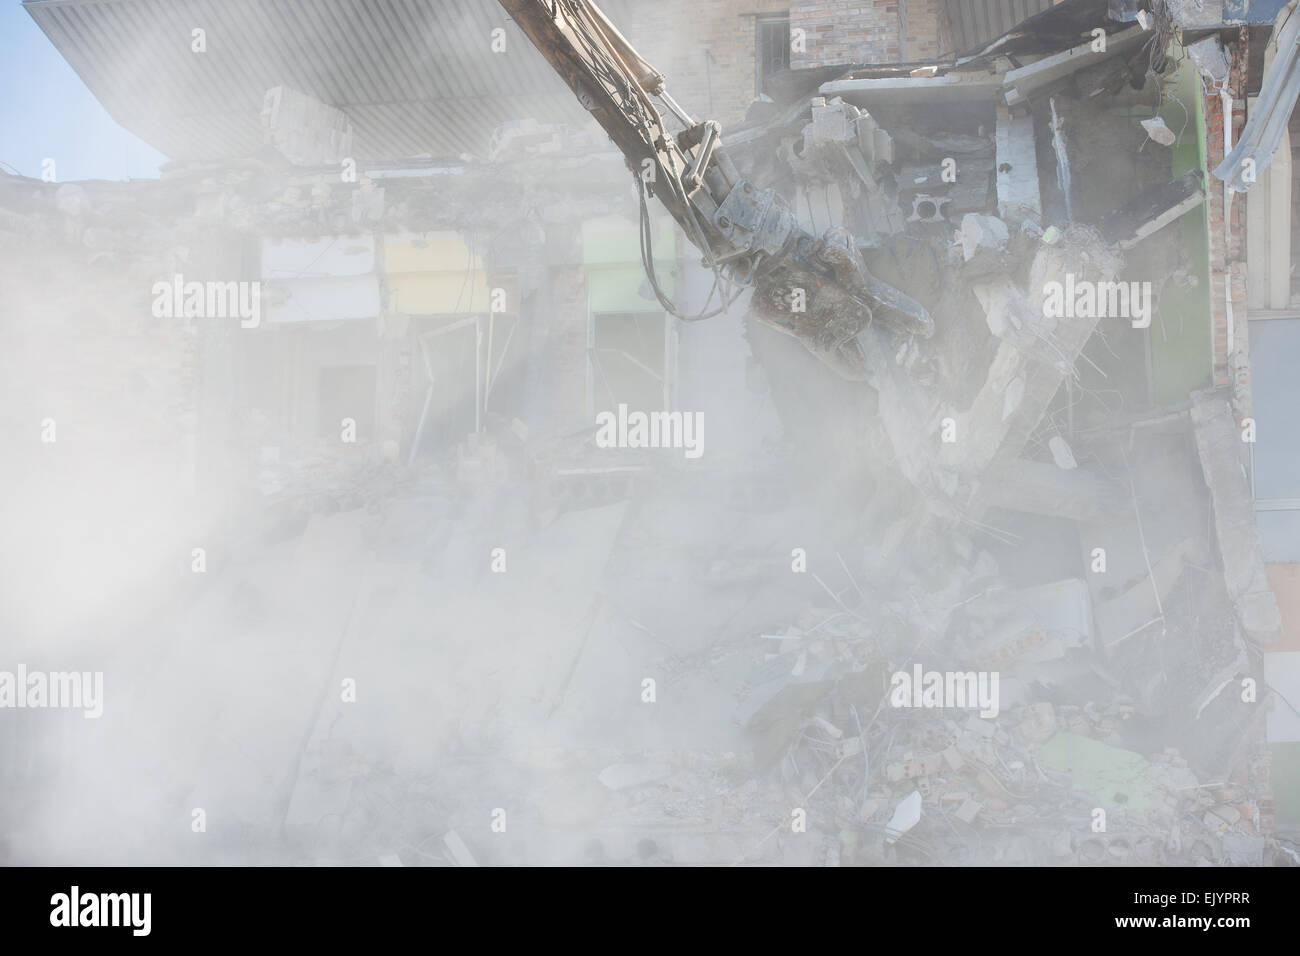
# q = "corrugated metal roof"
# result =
<box><xmin>946</xmin><ymin>0</ymin><xmax>1058</xmax><ymax>53</ymax></box>
<box><xmin>24</xmin><ymin>0</ymin><xmax>637</xmax><ymax>163</ymax></box>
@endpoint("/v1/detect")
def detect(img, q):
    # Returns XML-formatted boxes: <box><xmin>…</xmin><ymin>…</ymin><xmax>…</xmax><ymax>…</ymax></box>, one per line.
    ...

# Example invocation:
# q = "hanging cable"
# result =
<box><xmin>1143</xmin><ymin>0</ymin><xmax>1177</xmax><ymax>77</ymax></box>
<box><xmin>554</xmin><ymin>0</ymin><xmax>748</xmax><ymax>322</ymax></box>
<box><xmin>638</xmin><ymin>175</ymin><xmax>742</xmax><ymax>321</ymax></box>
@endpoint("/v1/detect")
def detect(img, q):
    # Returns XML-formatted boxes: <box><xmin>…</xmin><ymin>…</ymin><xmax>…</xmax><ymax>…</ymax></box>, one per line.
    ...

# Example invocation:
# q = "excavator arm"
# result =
<box><xmin>497</xmin><ymin>0</ymin><xmax>932</xmax><ymax>379</ymax></box>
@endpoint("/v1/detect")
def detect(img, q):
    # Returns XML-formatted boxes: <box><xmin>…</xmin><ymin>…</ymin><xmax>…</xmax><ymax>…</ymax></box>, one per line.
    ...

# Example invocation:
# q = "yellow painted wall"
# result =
<box><xmin>385</xmin><ymin>233</ymin><xmax>493</xmax><ymax>314</ymax></box>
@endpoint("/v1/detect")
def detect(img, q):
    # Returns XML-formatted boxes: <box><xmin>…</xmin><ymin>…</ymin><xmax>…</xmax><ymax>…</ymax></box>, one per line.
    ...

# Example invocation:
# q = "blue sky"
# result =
<box><xmin>0</xmin><ymin>1</ymin><xmax>165</xmax><ymax>180</ymax></box>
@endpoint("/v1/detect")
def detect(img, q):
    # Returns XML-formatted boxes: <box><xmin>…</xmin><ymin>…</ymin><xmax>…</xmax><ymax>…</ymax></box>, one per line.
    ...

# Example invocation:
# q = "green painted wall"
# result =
<box><xmin>582</xmin><ymin>214</ymin><xmax>675</xmax><ymax>314</ymax></box>
<box><xmin>1151</xmin><ymin>48</ymin><xmax>1215</xmax><ymax>405</ymax></box>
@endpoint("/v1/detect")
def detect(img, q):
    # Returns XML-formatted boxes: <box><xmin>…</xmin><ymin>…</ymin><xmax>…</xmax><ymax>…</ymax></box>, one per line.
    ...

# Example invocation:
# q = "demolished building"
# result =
<box><xmin>1</xmin><ymin>0</ymin><xmax>1299</xmax><ymax>866</ymax></box>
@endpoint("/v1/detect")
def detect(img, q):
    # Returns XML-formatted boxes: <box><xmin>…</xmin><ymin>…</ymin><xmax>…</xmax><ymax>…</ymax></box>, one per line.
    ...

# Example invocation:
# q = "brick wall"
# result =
<box><xmin>621</xmin><ymin>0</ymin><xmax>789</xmax><ymax>128</ymax></box>
<box><xmin>1204</xmin><ymin>30</ymin><xmax>1250</xmax><ymax>395</ymax></box>
<box><xmin>789</xmin><ymin>0</ymin><xmax>949</xmax><ymax>69</ymax></box>
<box><xmin>618</xmin><ymin>0</ymin><xmax>951</xmax><ymax>127</ymax></box>
<box><xmin>791</xmin><ymin>1</ymin><xmax>902</xmax><ymax>69</ymax></box>
<box><xmin>901</xmin><ymin>0</ymin><xmax>952</xmax><ymax>60</ymax></box>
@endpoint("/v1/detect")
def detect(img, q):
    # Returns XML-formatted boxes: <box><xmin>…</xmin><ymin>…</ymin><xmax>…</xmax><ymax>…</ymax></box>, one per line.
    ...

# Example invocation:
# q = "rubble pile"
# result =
<box><xmin>722</xmin><ymin>599</ymin><xmax>1272</xmax><ymax>865</ymax></box>
<box><xmin>544</xmin><ymin>2</ymin><xmax>1292</xmax><ymax>865</ymax></box>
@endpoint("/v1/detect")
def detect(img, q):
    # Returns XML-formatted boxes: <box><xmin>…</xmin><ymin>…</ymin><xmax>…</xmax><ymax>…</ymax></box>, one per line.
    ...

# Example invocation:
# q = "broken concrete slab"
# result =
<box><xmin>960</xmin><ymin>213</ymin><xmax>1010</xmax><ymax>271</ymax></box>
<box><xmin>1094</xmin><ymin>537</ymin><xmax>1202</xmax><ymax>648</ymax></box>
<box><xmin>1003</xmin><ymin>25</ymin><xmax>1148</xmax><ymax>107</ymax></box>
<box><xmin>972</xmin><ymin>458</ymin><xmax>1124</xmax><ymax>522</ymax></box>
<box><xmin>1099</xmin><ymin>170</ymin><xmax>1207</xmax><ymax>250</ymax></box>
<box><xmin>1191</xmin><ymin>395</ymin><xmax>1284</xmax><ymax>645</ymax></box>
<box><xmin>964</xmin><ymin>578</ymin><xmax>1095</xmax><ymax>660</ymax></box>
<box><xmin>821</xmin><ymin>72</ymin><xmax>1004</xmax><ymax>106</ymax></box>
<box><xmin>995</xmin><ymin>105</ymin><xmax>1042</xmax><ymax>224</ymax></box>
<box><xmin>972</xmin><ymin>276</ymin><xmax>1034</xmax><ymax>340</ymax></box>
<box><xmin>945</xmin><ymin>229</ymin><xmax>1121</xmax><ymax>478</ymax></box>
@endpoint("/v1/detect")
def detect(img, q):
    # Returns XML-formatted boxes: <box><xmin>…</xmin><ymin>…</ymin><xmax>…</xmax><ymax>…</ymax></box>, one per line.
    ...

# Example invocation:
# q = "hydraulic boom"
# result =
<box><xmin>497</xmin><ymin>0</ymin><xmax>933</xmax><ymax>379</ymax></box>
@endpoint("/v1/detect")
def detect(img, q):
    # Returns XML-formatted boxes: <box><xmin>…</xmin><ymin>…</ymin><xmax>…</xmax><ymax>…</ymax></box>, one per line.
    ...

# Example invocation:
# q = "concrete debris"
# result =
<box><xmin>1186</xmin><ymin>35</ymin><xmax>1231</xmax><ymax>85</ymax></box>
<box><xmin>995</xmin><ymin>106</ymin><xmax>1041</xmax><ymax>224</ymax></box>
<box><xmin>972</xmin><ymin>278</ymin><xmax>1031</xmax><ymax>339</ymax></box>
<box><xmin>1018</xmin><ymin>702</ymin><xmax>1058</xmax><ymax>746</ymax></box>
<box><xmin>785</xmin><ymin>97</ymin><xmax>907</xmax><ymax>241</ymax></box>
<box><xmin>959</xmin><ymin>213</ymin><xmax>1010</xmax><ymax>271</ymax></box>
<box><xmin>1140</xmin><ymin>116</ymin><xmax>1177</xmax><ymax>147</ymax></box>
<box><xmin>953</xmin><ymin>798</ymin><xmax>983</xmax><ymax>824</ymax></box>
<box><xmin>885</xmin><ymin>791</ymin><xmax>923</xmax><ymax>843</ymax></box>
<box><xmin>946</xmin><ymin>229</ymin><xmax>1121</xmax><ymax>480</ymax></box>
<box><xmin>488</xmin><ymin>118</ymin><xmax>566</xmax><ymax>162</ymax></box>
<box><xmin>1094</xmin><ymin>537</ymin><xmax>1201</xmax><ymax>648</ymax></box>
<box><xmin>1003</xmin><ymin>26</ymin><xmax>1148</xmax><ymax>108</ymax></box>
<box><xmin>1191</xmin><ymin>396</ymin><xmax>1284</xmax><ymax>645</ymax></box>
<box><xmin>262</xmin><ymin>85</ymin><xmax>354</xmax><ymax>166</ymax></box>
<box><xmin>1047</xmin><ymin>436</ymin><xmax>1078</xmax><ymax>471</ymax></box>
<box><xmin>1099</xmin><ymin>170</ymin><xmax>1207</xmax><ymax>250</ymax></box>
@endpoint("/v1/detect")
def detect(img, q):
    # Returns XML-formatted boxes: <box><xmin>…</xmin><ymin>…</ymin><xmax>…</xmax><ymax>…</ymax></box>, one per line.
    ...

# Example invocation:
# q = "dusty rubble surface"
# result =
<box><xmin>0</xmin><ymin>1</ymin><xmax>1294</xmax><ymax>867</ymax></box>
